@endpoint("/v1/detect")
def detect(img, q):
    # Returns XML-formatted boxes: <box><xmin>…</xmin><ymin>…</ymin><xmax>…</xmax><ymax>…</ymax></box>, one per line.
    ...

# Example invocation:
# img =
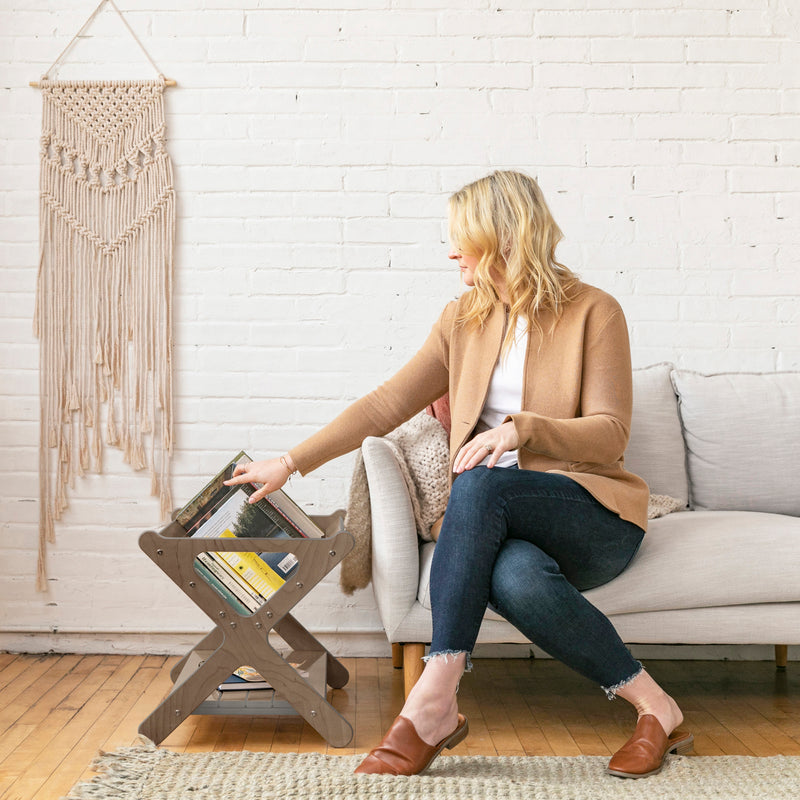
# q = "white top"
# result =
<box><xmin>476</xmin><ymin>315</ymin><xmax>528</xmax><ymax>468</ymax></box>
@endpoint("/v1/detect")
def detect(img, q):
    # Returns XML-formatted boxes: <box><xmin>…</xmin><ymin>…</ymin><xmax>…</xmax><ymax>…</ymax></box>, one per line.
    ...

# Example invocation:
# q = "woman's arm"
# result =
<box><xmin>288</xmin><ymin>325</ymin><xmax>450</xmax><ymax>474</ymax></box>
<box><xmin>225</xmin><ymin>303</ymin><xmax>453</xmax><ymax>503</ymax></box>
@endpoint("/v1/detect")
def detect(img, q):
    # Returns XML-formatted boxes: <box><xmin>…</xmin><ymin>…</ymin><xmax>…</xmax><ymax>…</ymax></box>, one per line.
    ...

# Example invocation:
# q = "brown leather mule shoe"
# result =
<box><xmin>607</xmin><ymin>714</ymin><xmax>694</xmax><ymax>779</ymax></box>
<box><xmin>354</xmin><ymin>713</ymin><xmax>469</xmax><ymax>776</ymax></box>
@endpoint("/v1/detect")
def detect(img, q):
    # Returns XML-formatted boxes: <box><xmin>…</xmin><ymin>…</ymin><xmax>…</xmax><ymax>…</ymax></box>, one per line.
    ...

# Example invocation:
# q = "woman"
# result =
<box><xmin>225</xmin><ymin>170</ymin><xmax>692</xmax><ymax>779</ymax></box>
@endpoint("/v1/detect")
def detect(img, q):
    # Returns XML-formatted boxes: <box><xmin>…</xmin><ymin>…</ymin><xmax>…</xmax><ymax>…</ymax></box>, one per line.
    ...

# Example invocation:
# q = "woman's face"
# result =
<box><xmin>449</xmin><ymin>246</ymin><xmax>480</xmax><ymax>286</ymax></box>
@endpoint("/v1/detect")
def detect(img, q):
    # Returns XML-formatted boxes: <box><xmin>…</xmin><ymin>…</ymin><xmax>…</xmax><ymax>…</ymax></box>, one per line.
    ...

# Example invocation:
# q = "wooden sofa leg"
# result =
<box><xmin>392</xmin><ymin>643</ymin><xmax>404</xmax><ymax>669</ymax></box>
<box><xmin>775</xmin><ymin>644</ymin><xmax>788</xmax><ymax>670</ymax></box>
<box><xmin>403</xmin><ymin>643</ymin><xmax>425</xmax><ymax>698</ymax></box>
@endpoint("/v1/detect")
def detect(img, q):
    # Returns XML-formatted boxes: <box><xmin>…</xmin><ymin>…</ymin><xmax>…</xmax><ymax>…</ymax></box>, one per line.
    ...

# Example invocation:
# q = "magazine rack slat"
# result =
<box><xmin>137</xmin><ymin>517</ymin><xmax>355</xmax><ymax>747</ymax></box>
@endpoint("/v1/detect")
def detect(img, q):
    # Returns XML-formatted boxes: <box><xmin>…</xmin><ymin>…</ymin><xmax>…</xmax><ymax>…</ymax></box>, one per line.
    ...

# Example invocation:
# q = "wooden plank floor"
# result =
<box><xmin>0</xmin><ymin>654</ymin><xmax>798</xmax><ymax>799</ymax></box>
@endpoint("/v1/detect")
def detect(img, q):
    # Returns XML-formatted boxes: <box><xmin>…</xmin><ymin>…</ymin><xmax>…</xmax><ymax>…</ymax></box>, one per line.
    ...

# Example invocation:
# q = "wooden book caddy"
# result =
<box><xmin>137</xmin><ymin>513</ymin><xmax>355</xmax><ymax>746</ymax></box>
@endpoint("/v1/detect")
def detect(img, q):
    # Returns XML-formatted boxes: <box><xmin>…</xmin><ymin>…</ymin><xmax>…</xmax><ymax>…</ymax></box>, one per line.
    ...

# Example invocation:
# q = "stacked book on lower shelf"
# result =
<box><xmin>175</xmin><ymin>651</ymin><xmax>329</xmax><ymax>716</ymax></box>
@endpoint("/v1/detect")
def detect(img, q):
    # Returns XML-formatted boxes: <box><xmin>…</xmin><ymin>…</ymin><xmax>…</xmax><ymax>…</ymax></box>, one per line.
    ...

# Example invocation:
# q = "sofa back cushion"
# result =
<box><xmin>671</xmin><ymin>369</ymin><xmax>800</xmax><ymax>515</ymax></box>
<box><xmin>626</xmin><ymin>363</ymin><xmax>689</xmax><ymax>505</ymax></box>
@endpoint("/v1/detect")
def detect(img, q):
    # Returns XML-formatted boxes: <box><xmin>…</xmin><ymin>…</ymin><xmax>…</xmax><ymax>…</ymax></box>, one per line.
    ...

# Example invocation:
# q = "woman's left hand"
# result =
<box><xmin>453</xmin><ymin>421</ymin><xmax>519</xmax><ymax>474</ymax></box>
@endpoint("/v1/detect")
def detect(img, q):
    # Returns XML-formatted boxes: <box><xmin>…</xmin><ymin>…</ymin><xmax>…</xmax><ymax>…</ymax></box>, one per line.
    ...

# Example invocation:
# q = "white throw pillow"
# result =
<box><xmin>671</xmin><ymin>369</ymin><xmax>800</xmax><ymax>515</ymax></box>
<box><xmin>626</xmin><ymin>363</ymin><xmax>689</xmax><ymax>506</ymax></box>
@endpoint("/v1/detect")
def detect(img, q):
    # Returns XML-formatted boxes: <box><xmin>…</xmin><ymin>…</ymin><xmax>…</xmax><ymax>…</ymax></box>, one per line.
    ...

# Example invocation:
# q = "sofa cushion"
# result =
<box><xmin>626</xmin><ymin>363</ymin><xmax>689</xmax><ymax>505</ymax></box>
<box><xmin>418</xmin><ymin>510</ymin><xmax>800</xmax><ymax>619</ymax></box>
<box><xmin>584</xmin><ymin>510</ymin><xmax>800</xmax><ymax>615</ymax></box>
<box><xmin>671</xmin><ymin>369</ymin><xmax>800</xmax><ymax>514</ymax></box>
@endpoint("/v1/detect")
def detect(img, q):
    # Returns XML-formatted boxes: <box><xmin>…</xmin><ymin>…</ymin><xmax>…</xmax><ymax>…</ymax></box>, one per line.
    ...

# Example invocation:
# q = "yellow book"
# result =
<box><xmin>217</xmin><ymin>530</ymin><xmax>286</xmax><ymax>598</ymax></box>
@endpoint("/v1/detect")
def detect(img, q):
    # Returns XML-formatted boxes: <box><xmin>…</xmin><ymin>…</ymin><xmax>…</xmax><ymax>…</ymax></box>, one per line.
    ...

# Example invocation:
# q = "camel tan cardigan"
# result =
<box><xmin>289</xmin><ymin>282</ymin><xmax>650</xmax><ymax>531</ymax></box>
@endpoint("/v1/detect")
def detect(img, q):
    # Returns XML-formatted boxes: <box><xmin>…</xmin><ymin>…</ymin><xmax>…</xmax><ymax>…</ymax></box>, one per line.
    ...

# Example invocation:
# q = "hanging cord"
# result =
<box><xmin>33</xmin><ymin>0</ymin><xmax>174</xmax><ymax>86</ymax></box>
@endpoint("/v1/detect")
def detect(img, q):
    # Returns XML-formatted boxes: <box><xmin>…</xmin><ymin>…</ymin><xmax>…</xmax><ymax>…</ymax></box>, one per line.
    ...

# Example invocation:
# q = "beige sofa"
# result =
<box><xmin>361</xmin><ymin>363</ymin><xmax>800</xmax><ymax>694</ymax></box>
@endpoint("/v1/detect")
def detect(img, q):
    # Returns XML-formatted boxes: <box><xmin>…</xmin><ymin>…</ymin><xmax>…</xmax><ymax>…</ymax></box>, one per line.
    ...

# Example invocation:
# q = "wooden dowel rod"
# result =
<box><xmin>30</xmin><ymin>78</ymin><xmax>177</xmax><ymax>88</ymax></box>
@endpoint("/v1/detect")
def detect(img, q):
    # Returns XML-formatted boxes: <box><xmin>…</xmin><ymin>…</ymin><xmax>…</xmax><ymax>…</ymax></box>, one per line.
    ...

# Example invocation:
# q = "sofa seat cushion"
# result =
<box><xmin>417</xmin><ymin>510</ymin><xmax>800</xmax><ymax>622</ymax></box>
<box><xmin>584</xmin><ymin>510</ymin><xmax>800</xmax><ymax>615</ymax></box>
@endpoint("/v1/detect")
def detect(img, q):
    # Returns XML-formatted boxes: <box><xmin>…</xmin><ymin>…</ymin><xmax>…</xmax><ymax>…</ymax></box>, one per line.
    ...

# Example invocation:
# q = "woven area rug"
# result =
<box><xmin>66</xmin><ymin>743</ymin><xmax>800</xmax><ymax>800</ymax></box>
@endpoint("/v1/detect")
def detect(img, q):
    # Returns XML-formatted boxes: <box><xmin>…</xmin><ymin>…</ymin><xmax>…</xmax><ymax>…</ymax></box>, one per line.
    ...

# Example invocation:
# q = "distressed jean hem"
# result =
<box><xmin>602</xmin><ymin>662</ymin><xmax>644</xmax><ymax>700</ymax></box>
<box><xmin>423</xmin><ymin>649</ymin><xmax>473</xmax><ymax>673</ymax></box>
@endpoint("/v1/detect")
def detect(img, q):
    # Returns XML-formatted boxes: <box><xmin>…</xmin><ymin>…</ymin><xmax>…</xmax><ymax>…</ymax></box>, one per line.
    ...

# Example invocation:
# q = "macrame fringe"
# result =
<box><xmin>35</xmin><ymin>80</ymin><xmax>174</xmax><ymax>590</ymax></box>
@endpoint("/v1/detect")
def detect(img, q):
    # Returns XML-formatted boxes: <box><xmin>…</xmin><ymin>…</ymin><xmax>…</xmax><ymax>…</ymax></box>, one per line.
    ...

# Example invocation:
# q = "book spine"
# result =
<box><xmin>199</xmin><ymin>553</ymin><xmax>255</xmax><ymax>610</ymax></box>
<box><xmin>261</xmin><ymin>497</ymin><xmax>307</xmax><ymax>538</ymax></box>
<box><xmin>210</xmin><ymin>552</ymin><xmax>269</xmax><ymax>607</ymax></box>
<box><xmin>193</xmin><ymin>558</ymin><xmax>252</xmax><ymax>616</ymax></box>
<box><xmin>218</xmin><ymin>532</ymin><xmax>286</xmax><ymax>598</ymax></box>
<box><xmin>264</xmin><ymin>491</ymin><xmax>319</xmax><ymax>538</ymax></box>
<box><xmin>199</xmin><ymin>552</ymin><xmax>261</xmax><ymax>613</ymax></box>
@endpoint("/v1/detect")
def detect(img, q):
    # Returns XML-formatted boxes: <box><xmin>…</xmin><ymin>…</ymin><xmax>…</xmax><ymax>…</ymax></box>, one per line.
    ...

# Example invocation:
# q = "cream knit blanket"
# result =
<box><xmin>341</xmin><ymin>416</ymin><xmax>684</xmax><ymax>594</ymax></box>
<box><xmin>341</xmin><ymin>413</ymin><xmax>450</xmax><ymax>594</ymax></box>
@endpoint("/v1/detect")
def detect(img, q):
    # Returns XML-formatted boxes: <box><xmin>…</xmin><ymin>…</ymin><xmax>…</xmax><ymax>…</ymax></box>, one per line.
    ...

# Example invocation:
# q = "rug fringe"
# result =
<box><xmin>61</xmin><ymin>738</ymin><xmax>162</xmax><ymax>800</ymax></box>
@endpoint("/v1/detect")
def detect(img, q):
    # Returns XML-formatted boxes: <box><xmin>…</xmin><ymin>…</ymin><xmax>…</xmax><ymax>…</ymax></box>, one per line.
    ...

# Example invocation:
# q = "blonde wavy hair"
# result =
<box><xmin>449</xmin><ymin>170</ymin><xmax>578</xmax><ymax>351</ymax></box>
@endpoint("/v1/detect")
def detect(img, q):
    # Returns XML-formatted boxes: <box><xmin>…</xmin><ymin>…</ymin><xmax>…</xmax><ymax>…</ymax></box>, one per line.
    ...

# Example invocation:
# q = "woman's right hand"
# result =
<box><xmin>223</xmin><ymin>457</ymin><xmax>293</xmax><ymax>503</ymax></box>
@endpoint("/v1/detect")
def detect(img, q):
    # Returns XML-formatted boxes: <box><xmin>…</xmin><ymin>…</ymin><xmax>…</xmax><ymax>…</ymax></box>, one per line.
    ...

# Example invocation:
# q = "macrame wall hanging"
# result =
<box><xmin>32</xmin><ymin>0</ymin><xmax>177</xmax><ymax>590</ymax></box>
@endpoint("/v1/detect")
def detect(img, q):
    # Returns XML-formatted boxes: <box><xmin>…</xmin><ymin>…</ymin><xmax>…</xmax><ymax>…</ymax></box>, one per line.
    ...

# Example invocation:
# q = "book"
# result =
<box><xmin>217</xmin><ymin>663</ymin><xmax>310</xmax><ymax>692</ymax></box>
<box><xmin>176</xmin><ymin>451</ymin><xmax>325</xmax><ymax>539</ymax></box>
<box><xmin>218</xmin><ymin>665</ymin><xmax>272</xmax><ymax>692</ymax></box>
<box><xmin>218</xmin><ymin>530</ymin><xmax>295</xmax><ymax>596</ymax></box>
<box><xmin>196</xmin><ymin>552</ymin><xmax>265</xmax><ymax>614</ymax></box>
<box><xmin>194</xmin><ymin>559</ymin><xmax>253</xmax><ymax>617</ymax></box>
<box><xmin>175</xmin><ymin>451</ymin><xmax>323</xmax><ymax>613</ymax></box>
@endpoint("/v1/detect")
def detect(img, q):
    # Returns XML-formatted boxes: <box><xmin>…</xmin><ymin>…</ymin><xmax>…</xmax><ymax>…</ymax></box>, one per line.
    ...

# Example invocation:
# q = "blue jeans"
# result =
<box><xmin>428</xmin><ymin>466</ymin><xmax>644</xmax><ymax>696</ymax></box>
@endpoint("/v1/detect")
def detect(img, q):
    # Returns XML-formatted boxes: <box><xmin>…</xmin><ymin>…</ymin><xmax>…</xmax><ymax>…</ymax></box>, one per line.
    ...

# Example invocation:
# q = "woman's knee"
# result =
<box><xmin>439</xmin><ymin>468</ymin><xmax>506</xmax><ymax>540</ymax></box>
<box><xmin>436</xmin><ymin>468</ymin><xmax>509</xmax><ymax>550</ymax></box>
<box><xmin>447</xmin><ymin>466</ymin><xmax>506</xmax><ymax>511</ymax></box>
<box><xmin>490</xmin><ymin>539</ymin><xmax>560</xmax><ymax>612</ymax></box>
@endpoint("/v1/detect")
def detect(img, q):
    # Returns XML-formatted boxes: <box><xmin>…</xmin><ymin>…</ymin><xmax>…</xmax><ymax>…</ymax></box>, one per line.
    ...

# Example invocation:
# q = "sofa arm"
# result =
<box><xmin>361</xmin><ymin>436</ymin><xmax>421</xmax><ymax>640</ymax></box>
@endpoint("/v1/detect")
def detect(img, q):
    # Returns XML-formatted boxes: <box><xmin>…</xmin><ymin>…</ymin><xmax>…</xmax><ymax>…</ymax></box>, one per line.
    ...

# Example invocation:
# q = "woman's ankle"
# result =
<box><xmin>634</xmin><ymin>692</ymin><xmax>683</xmax><ymax>735</ymax></box>
<box><xmin>401</xmin><ymin>691</ymin><xmax>459</xmax><ymax>746</ymax></box>
<box><xmin>399</xmin><ymin>654</ymin><xmax>464</xmax><ymax>745</ymax></box>
<box><xmin>614</xmin><ymin>670</ymin><xmax>684</xmax><ymax>735</ymax></box>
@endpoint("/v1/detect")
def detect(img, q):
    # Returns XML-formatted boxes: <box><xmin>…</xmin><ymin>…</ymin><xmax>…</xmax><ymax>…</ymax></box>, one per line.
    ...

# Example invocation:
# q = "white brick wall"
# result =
<box><xmin>1</xmin><ymin>0</ymin><xmax>798</xmax><ymax>655</ymax></box>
